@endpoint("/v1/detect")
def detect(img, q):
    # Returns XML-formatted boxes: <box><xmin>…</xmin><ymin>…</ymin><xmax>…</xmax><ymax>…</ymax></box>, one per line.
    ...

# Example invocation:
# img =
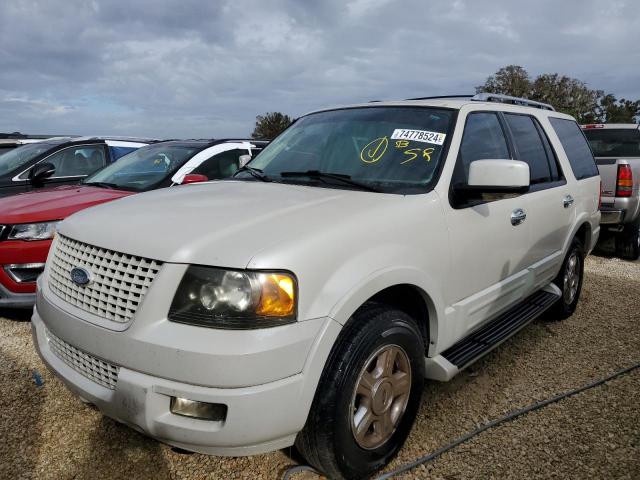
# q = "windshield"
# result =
<box><xmin>245</xmin><ymin>107</ymin><xmax>454</xmax><ymax>194</ymax></box>
<box><xmin>0</xmin><ymin>143</ymin><xmax>52</xmax><ymax>176</ymax></box>
<box><xmin>583</xmin><ymin>128</ymin><xmax>640</xmax><ymax>157</ymax></box>
<box><xmin>84</xmin><ymin>144</ymin><xmax>199</xmax><ymax>191</ymax></box>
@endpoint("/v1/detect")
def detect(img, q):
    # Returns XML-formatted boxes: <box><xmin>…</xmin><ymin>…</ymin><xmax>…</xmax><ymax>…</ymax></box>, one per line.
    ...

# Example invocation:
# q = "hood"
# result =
<box><xmin>0</xmin><ymin>185</ymin><xmax>133</xmax><ymax>224</ymax></box>
<box><xmin>60</xmin><ymin>180</ymin><xmax>402</xmax><ymax>268</ymax></box>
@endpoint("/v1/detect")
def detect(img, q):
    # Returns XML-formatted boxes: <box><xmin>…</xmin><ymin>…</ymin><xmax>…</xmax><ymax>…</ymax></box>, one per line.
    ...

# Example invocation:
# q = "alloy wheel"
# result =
<box><xmin>350</xmin><ymin>344</ymin><xmax>412</xmax><ymax>450</ymax></box>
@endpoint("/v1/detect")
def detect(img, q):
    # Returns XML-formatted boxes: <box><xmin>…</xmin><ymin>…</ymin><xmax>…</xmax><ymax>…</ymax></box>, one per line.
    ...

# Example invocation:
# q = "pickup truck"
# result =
<box><xmin>582</xmin><ymin>124</ymin><xmax>640</xmax><ymax>259</ymax></box>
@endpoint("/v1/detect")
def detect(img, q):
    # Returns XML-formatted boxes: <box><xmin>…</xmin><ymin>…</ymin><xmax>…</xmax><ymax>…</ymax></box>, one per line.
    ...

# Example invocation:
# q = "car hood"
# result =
<box><xmin>0</xmin><ymin>185</ymin><xmax>133</xmax><ymax>224</ymax></box>
<box><xmin>60</xmin><ymin>180</ymin><xmax>403</xmax><ymax>268</ymax></box>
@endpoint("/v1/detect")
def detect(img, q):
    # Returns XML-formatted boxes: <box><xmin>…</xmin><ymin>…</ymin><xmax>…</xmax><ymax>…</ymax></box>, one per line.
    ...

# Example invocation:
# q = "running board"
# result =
<box><xmin>425</xmin><ymin>287</ymin><xmax>560</xmax><ymax>381</ymax></box>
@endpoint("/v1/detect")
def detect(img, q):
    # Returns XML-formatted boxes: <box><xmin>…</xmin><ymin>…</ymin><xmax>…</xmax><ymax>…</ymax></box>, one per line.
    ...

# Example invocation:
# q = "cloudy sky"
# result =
<box><xmin>0</xmin><ymin>0</ymin><xmax>638</xmax><ymax>138</ymax></box>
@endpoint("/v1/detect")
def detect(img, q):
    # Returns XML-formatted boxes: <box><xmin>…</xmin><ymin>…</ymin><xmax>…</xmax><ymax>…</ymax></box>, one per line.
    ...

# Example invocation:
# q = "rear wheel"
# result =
<box><xmin>549</xmin><ymin>237</ymin><xmax>584</xmax><ymax>320</ymax></box>
<box><xmin>615</xmin><ymin>221</ymin><xmax>640</xmax><ymax>261</ymax></box>
<box><xmin>295</xmin><ymin>303</ymin><xmax>425</xmax><ymax>480</ymax></box>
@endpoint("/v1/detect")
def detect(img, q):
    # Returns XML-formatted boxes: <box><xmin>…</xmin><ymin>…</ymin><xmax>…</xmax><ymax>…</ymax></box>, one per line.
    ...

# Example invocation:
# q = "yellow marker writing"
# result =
<box><xmin>395</xmin><ymin>140</ymin><xmax>409</xmax><ymax>148</ymax></box>
<box><xmin>401</xmin><ymin>148</ymin><xmax>421</xmax><ymax>164</ymax></box>
<box><xmin>423</xmin><ymin>148</ymin><xmax>435</xmax><ymax>162</ymax></box>
<box><xmin>361</xmin><ymin>137</ymin><xmax>389</xmax><ymax>164</ymax></box>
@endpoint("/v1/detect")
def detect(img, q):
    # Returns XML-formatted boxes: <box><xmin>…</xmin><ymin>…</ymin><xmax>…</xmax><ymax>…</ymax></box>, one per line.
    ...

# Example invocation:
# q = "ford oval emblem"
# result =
<box><xmin>70</xmin><ymin>267</ymin><xmax>92</xmax><ymax>286</ymax></box>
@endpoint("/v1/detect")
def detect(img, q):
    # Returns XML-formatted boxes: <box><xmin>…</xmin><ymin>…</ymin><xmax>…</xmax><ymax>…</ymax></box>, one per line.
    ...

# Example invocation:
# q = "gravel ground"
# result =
<box><xmin>0</xmin><ymin>255</ymin><xmax>638</xmax><ymax>480</ymax></box>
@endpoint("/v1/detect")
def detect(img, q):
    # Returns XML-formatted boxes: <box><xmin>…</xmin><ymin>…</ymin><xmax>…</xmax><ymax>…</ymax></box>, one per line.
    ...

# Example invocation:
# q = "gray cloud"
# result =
<box><xmin>0</xmin><ymin>0</ymin><xmax>638</xmax><ymax>138</ymax></box>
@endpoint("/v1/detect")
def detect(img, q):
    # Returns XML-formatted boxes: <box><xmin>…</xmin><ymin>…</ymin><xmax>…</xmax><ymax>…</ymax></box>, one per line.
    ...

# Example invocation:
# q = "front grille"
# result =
<box><xmin>46</xmin><ymin>328</ymin><xmax>119</xmax><ymax>390</ymax></box>
<box><xmin>49</xmin><ymin>235</ymin><xmax>163</xmax><ymax>323</ymax></box>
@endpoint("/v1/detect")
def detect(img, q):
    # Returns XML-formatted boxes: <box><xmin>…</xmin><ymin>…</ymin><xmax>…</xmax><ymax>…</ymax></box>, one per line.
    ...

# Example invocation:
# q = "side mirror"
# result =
<box><xmin>180</xmin><ymin>173</ymin><xmax>209</xmax><ymax>185</ymax></box>
<box><xmin>238</xmin><ymin>154</ymin><xmax>252</xmax><ymax>168</ymax></box>
<box><xmin>457</xmin><ymin>159</ymin><xmax>530</xmax><ymax>195</ymax></box>
<box><xmin>29</xmin><ymin>162</ymin><xmax>56</xmax><ymax>185</ymax></box>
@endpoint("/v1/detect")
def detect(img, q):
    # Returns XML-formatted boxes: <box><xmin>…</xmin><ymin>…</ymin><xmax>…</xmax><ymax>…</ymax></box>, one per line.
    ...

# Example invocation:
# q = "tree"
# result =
<box><xmin>530</xmin><ymin>74</ymin><xmax>601</xmax><ymax>123</ymax></box>
<box><xmin>477</xmin><ymin>65</ymin><xmax>640</xmax><ymax>124</ymax></box>
<box><xmin>251</xmin><ymin>112</ymin><xmax>293</xmax><ymax>140</ymax></box>
<box><xmin>598</xmin><ymin>95</ymin><xmax>640</xmax><ymax>123</ymax></box>
<box><xmin>475</xmin><ymin>65</ymin><xmax>531</xmax><ymax>98</ymax></box>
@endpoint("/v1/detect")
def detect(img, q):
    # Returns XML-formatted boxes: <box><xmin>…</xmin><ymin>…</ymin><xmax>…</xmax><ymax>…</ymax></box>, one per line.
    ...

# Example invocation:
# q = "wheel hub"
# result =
<box><xmin>371</xmin><ymin>380</ymin><xmax>394</xmax><ymax>415</ymax></box>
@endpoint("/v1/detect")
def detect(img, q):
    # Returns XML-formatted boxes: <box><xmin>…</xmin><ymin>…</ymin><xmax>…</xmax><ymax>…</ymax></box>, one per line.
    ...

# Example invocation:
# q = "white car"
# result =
<box><xmin>33</xmin><ymin>94</ymin><xmax>600</xmax><ymax>479</ymax></box>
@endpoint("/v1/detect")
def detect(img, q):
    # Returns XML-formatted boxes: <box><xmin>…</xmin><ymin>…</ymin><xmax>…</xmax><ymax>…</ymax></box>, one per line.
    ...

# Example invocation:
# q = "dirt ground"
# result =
<box><xmin>0</xmin><ymin>255</ymin><xmax>638</xmax><ymax>479</ymax></box>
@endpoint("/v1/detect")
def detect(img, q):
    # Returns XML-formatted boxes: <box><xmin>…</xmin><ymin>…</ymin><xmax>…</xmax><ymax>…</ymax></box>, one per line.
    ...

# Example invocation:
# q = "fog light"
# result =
<box><xmin>170</xmin><ymin>397</ymin><xmax>227</xmax><ymax>421</ymax></box>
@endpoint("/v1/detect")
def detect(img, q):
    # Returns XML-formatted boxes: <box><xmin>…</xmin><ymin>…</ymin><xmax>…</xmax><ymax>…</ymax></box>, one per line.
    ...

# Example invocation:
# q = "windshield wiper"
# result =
<box><xmin>279</xmin><ymin>170</ymin><xmax>381</xmax><ymax>193</ymax></box>
<box><xmin>83</xmin><ymin>181</ymin><xmax>120</xmax><ymax>189</ymax></box>
<box><xmin>234</xmin><ymin>165</ymin><xmax>272</xmax><ymax>182</ymax></box>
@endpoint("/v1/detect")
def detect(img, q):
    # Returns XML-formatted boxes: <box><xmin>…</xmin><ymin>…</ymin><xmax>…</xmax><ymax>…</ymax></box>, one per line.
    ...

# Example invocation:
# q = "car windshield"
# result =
<box><xmin>84</xmin><ymin>144</ymin><xmax>198</xmax><ymax>191</ymax></box>
<box><xmin>0</xmin><ymin>143</ymin><xmax>52</xmax><ymax>176</ymax></box>
<box><xmin>245</xmin><ymin>107</ymin><xmax>454</xmax><ymax>194</ymax></box>
<box><xmin>583</xmin><ymin>128</ymin><xmax>640</xmax><ymax>157</ymax></box>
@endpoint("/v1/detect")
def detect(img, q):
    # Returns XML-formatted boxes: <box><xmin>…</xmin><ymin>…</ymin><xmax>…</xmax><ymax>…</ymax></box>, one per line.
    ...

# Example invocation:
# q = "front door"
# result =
<box><xmin>23</xmin><ymin>144</ymin><xmax>108</xmax><ymax>191</ymax></box>
<box><xmin>443</xmin><ymin>111</ymin><xmax>532</xmax><ymax>336</ymax></box>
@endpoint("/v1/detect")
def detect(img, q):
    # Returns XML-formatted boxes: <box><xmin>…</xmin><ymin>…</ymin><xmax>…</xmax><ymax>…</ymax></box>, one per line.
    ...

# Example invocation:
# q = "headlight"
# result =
<box><xmin>9</xmin><ymin>221</ymin><xmax>60</xmax><ymax>241</ymax></box>
<box><xmin>168</xmin><ymin>266</ymin><xmax>297</xmax><ymax>329</ymax></box>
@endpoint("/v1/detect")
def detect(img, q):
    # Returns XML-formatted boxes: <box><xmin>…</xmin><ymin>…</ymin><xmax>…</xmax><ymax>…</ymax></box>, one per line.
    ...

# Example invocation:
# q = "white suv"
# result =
<box><xmin>33</xmin><ymin>94</ymin><xmax>600</xmax><ymax>479</ymax></box>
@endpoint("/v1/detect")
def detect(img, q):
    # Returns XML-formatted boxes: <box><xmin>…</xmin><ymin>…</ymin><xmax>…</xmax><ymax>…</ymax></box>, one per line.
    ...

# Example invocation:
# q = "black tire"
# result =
<box><xmin>615</xmin><ymin>221</ymin><xmax>640</xmax><ymax>261</ymax></box>
<box><xmin>295</xmin><ymin>303</ymin><xmax>425</xmax><ymax>480</ymax></box>
<box><xmin>548</xmin><ymin>237</ymin><xmax>585</xmax><ymax>320</ymax></box>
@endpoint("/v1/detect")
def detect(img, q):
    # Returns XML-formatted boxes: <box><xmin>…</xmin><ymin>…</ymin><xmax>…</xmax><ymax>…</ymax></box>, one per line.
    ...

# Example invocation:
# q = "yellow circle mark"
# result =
<box><xmin>361</xmin><ymin>136</ymin><xmax>389</xmax><ymax>164</ymax></box>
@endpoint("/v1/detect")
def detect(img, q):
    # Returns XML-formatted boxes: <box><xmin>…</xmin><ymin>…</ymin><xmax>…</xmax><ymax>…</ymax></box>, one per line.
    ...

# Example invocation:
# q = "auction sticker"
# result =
<box><xmin>391</xmin><ymin>129</ymin><xmax>446</xmax><ymax>145</ymax></box>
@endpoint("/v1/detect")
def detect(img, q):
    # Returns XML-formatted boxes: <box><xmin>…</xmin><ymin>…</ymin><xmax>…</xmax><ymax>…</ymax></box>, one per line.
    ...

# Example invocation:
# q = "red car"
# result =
<box><xmin>0</xmin><ymin>139</ymin><xmax>265</xmax><ymax>307</ymax></box>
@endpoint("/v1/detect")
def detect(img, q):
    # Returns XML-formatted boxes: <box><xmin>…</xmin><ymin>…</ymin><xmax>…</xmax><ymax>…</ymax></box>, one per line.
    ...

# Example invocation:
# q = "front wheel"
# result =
<box><xmin>295</xmin><ymin>303</ymin><xmax>425</xmax><ymax>480</ymax></box>
<box><xmin>548</xmin><ymin>237</ymin><xmax>584</xmax><ymax>320</ymax></box>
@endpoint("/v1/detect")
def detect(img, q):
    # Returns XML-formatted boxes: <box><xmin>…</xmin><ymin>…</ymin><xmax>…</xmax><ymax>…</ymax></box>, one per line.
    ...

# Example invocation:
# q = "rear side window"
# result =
<box><xmin>453</xmin><ymin>112</ymin><xmax>510</xmax><ymax>185</ymax></box>
<box><xmin>110</xmin><ymin>146</ymin><xmax>138</xmax><ymax>160</ymax></box>
<box><xmin>549</xmin><ymin>118</ymin><xmax>598</xmax><ymax>180</ymax></box>
<box><xmin>504</xmin><ymin>114</ymin><xmax>554</xmax><ymax>184</ymax></box>
<box><xmin>583</xmin><ymin>128</ymin><xmax>640</xmax><ymax>157</ymax></box>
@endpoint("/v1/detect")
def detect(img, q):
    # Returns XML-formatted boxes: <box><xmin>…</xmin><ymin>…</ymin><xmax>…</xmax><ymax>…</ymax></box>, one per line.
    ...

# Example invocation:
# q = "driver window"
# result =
<box><xmin>39</xmin><ymin>145</ymin><xmax>106</xmax><ymax>178</ymax></box>
<box><xmin>192</xmin><ymin>149</ymin><xmax>245</xmax><ymax>179</ymax></box>
<box><xmin>452</xmin><ymin>112</ymin><xmax>511</xmax><ymax>186</ymax></box>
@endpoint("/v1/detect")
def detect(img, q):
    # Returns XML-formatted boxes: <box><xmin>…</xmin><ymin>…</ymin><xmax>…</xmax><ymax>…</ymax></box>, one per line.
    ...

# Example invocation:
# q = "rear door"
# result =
<box><xmin>503</xmin><ymin>113</ymin><xmax>573</xmax><ymax>288</ymax></box>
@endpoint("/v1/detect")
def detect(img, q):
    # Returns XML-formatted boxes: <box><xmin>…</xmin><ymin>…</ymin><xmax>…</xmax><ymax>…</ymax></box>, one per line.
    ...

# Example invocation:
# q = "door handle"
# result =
<box><xmin>511</xmin><ymin>208</ymin><xmax>527</xmax><ymax>226</ymax></box>
<box><xmin>563</xmin><ymin>195</ymin><xmax>574</xmax><ymax>208</ymax></box>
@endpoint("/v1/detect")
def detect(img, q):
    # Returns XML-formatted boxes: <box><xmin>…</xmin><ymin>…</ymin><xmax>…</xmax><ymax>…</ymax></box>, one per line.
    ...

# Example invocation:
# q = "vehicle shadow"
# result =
<box><xmin>0</xmin><ymin>307</ymin><xmax>33</xmax><ymax>321</ymax></box>
<box><xmin>72</xmin><ymin>415</ymin><xmax>172</xmax><ymax>480</ymax></box>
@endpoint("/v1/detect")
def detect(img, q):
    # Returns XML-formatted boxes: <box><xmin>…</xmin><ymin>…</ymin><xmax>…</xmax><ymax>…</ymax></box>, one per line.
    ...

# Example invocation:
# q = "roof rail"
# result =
<box><xmin>405</xmin><ymin>95</ymin><xmax>473</xmax><ymax>101</ymax></box>
<box><xmin>472</xmin><ymin>93</ymin><xmax>555</xmax><ymax>111</ymax></box>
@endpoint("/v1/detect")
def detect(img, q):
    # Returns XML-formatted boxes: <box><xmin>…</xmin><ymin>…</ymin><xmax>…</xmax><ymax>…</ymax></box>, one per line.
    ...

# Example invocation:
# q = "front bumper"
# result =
<box><xmin>32</xmin><ymin>286</ymin><xmax>341</xmax><ymax>455</ymax></box>
<box><xmin>0</xmin><ymin>238</ymin><xmax>51</xmax><ymax>306</ymax></box>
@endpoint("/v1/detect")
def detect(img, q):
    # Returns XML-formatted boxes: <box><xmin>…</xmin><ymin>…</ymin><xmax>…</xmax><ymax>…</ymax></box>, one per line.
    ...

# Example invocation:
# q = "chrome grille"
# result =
<box><xmin>46</xmin><ymin>328</ymin><xmax>119</xmax><ymax>390</ymax></box>
<box><xmin>49</xmin><ymin>235</ymin><xmax>162</xmax><ymax>323</ymax></box>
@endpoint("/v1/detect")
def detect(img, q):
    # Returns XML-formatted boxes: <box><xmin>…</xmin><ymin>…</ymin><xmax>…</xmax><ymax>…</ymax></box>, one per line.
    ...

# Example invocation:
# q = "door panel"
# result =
<box><xmin>444</xmin><ymin>196</ymin><xmax>532</xmax><ymax>333</ymax></box>
<box><xmin>523</xmin><ymin>186</ymin><xmax>574</xmax><ymax>287</ymax></box>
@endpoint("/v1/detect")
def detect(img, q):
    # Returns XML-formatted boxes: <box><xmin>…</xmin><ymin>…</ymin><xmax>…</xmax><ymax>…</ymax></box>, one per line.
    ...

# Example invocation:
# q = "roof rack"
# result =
<box><xmin>471</xmin><ymin>93</ymin><xmax>555</xmax><ymax>111</ymax></box>
<box><xmin>405</xmin><ymin>95</ymin><xmax>473</xmax><ymax>101</ymax></box>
